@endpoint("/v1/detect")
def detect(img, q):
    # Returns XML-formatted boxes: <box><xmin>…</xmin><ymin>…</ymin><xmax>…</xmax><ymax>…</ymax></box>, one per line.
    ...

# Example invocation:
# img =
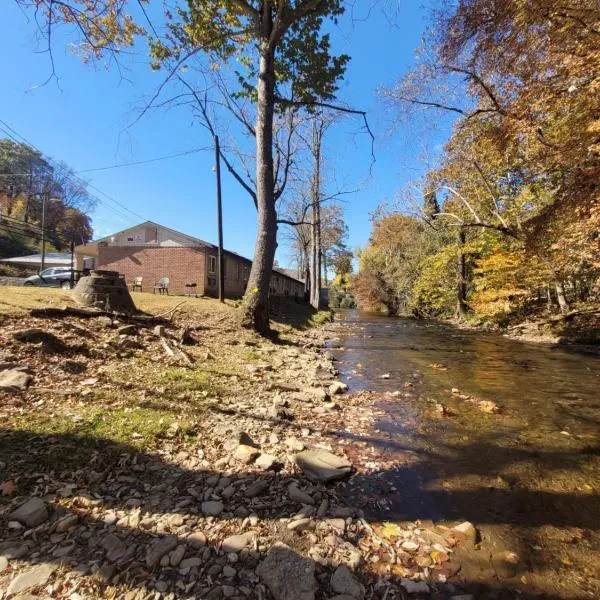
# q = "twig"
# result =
<box><xmin>159</xmin><ymin>336</ymin><xmax>175</xmax><ymax>357</ymax></box>
<box><xmin>153</xmin><ymin>301</ymin><xmax>186</xmax><ymax>320</ymax></box>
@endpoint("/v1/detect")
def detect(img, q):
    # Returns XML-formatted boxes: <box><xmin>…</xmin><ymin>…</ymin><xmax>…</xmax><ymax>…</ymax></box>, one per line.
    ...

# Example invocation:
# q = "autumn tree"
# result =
<box><xmin>385</xmin><ymin>0</ymin><xmax>599</xmax><ymax>318</ymax></box>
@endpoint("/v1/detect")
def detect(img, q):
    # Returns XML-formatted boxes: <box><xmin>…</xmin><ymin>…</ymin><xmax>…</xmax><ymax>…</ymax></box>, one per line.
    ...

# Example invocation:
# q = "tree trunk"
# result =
<box><xmin>455</xmin><ymin>228</ymin><xmax>468</xmax><ymax>320</ymax></box>
<box><xmin>309</xmin><ymin>121</ymin><xmax>323</xmax><ymax>310</ymax></box>
<box><xmin>240</xmin><ymin>42</ymin><xmax>277</xmax><ymax>334</ymax></box>
<box><xmin>555</xmin><ymin>281</ymin><xmax>569</xmax><ymax>314</ymax></box>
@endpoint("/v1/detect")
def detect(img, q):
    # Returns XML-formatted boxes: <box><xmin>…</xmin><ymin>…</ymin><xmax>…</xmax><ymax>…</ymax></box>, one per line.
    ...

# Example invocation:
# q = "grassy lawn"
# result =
<box><xmin>0</xmin><ymin>285</ymin><xmax>330</xmax><ymax>479</ymax></box>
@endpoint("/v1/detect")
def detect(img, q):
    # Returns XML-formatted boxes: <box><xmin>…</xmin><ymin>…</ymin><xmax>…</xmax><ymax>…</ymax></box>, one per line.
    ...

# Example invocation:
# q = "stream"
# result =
<box><xmin>329</xmin><ymin>310</ymin><xmax>600</xmax><ymax>597</ymax></box>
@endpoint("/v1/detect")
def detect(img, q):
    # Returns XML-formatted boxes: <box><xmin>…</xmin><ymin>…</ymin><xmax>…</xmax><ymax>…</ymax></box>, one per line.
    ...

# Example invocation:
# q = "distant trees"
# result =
<box><xmin>358</xmin><ymin>0</ymin><xmax>599</xmax><ymax>322</ymax></box>
<box><xmin>0</xmin><ymin>139</ymin><xmax>94</xmax><ymax>250</ymax></box>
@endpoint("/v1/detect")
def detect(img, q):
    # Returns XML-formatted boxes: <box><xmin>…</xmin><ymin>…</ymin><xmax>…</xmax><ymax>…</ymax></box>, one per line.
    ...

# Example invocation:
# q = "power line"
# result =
<box><xmin>75</xmin><ymin>146</ymin><xmax>211</xmax><ymax>173</ymax></box>
<box><xmin>0</xmin><ymin>120</ymin><xmax>147</xmax><ymax>225</ymax></box>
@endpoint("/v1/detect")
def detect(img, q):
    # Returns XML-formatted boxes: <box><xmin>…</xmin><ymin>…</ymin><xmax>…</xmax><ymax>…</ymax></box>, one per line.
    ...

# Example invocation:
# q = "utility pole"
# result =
<box><xmin>215</xmin><ymin>135</ymin><xmax>225</xmax><ymax>303</ymax></box>
<box><xmin>70</xmin><ymin>239</ymin><xmax>75</xmax><ymax>288</ymax></box>
<box><xmin>40</xmin><ymin>191</ymin><xmax>47</xmax><ymax>273</ymax></box>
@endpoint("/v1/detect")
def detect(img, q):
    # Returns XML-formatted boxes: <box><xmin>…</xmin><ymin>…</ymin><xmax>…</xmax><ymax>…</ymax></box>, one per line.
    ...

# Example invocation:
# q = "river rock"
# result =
<box><xmin>452</xmin><ymin>521</ymin><xmax>477</xmax><ymax>546</ymax></box>
<box><xmin>330</xmin><ymin>565</ymin><xmax>364</xmax><ymax>599</ymax></box>
<box><xmin>329</xmin><ymin>381</ymin><xmax>348</xmax><ymax>395</ymax></box>
<box><xmin>491</xmin><ymin>551</ymin><xmax>521</xmax><ymax>578</ymax></box>
<box><xmin>101</xmin><ymin>533</ymin><xmax>127</xmax><ymax>562</ymax></box>
<box><xmin>288</xmin><ymin>483</ymin><xmax>315</xmax><ymax>505</ymax></box>
<box><xmin>170</xmin><ymin>544</ymin><xmax>186</xmax><ymax>566</ymax></box>
<box><xmin>188</xmin><ymin>531</ymin><xmax>207</xmax><ymax>548</ymax></box>
<box><xmin>234</xmin><ymin>444</ymin><xmax>260</xmax><ymax>464</ymax></box>
<box><xmin>0</xmin><ymin>556</ymin><xmax>7</xmax><ymax>574</ymax></box>
<box><xmin>10</xmin><ymin>497</ymin><xmax>48</xmax><ymax>527</ymax></box>
<box><xmin>255</xmin><ymin>453</ymin><xmax>278</xmax><ymax>470</ymax></box>
<box><xmin>257</xmin><ymin>543</ymin><xmax>317</xmax><ymax>600</ymax></box>
<box><xmin>0</xmin><ymin>369</ymin><xmax>32</xmax><ymax>392</ymax></box>
<box><xmin>400</xmin><ymin>579</ymin><xmax>430</xmax><ymax>594</ymax></box>
<box><xmin>6</xmin><ymin>563</ymin><xmax>57</xmax><ymax>596</ymax></box>
<box><xmin>202</xmin><ymin>501</ymin><xmax>224</xmax><ymax>516</ymax></box>
<box><xmin>295</xmin><ymin>449</ymin><xmax>352</xmax><ymax>482</ymax></box>
<box><xmin>181</xmin><ymin>556</ymin><xmax>202</xmax><ymax>569</ymax></box>
<box><xmin>146</xmin><ymin>534</ymin><xmax>178</xmax><ymax>567</ymax></box>
<box><xmin>55</xmin><ymin>513</ymin><xmax>79</xmax><ymax>533</ymax></box>
<box><xmin>222</xmin><ymin>532</ymin><xmax>253</xmax><ymax>553</ymax></box>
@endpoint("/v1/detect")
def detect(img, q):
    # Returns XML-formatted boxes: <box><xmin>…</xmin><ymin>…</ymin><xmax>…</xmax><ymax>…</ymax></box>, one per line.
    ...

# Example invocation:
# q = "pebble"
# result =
<box><xmin>202</xmin><ymin>501</ymin><xmax>224</xmax><ymax>516</ymax></box>
<box><xmin>181</xmin><ymin>556</ymin><xmax>202</xmax><ymax>569</ymax></box>
<box><xmin>222</xmin><ymin>533</ymin><xmax>253</xmax><ymax>553</ymax></box>
<box><xmin>287</xmin><ymin>483</ymin><xmax>315</xmax><ymax>505</ymax></box>
<box><xmin>146</xmin><ymin>534</ymin><xmax>178</xmax><ymax>567</ymax></box>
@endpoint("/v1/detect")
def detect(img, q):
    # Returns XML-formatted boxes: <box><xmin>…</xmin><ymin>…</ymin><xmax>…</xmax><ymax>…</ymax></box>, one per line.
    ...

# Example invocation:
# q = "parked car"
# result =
<box><xmin>23</xmin><ymin>267</ymin><xmax>76</xmax><ymax>289</ymax></box>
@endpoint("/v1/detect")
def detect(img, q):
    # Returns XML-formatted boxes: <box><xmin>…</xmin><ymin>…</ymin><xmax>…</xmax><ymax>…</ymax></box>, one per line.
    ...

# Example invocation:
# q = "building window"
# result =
<box><xmin>209</xmin><ymin>256</ymin><xmax>216</xmax><ymax>274</ymax></box>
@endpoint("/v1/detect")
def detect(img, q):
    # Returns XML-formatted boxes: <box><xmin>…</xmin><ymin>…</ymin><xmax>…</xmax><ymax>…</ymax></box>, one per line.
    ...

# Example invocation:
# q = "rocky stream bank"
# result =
<box><xmin>0</xmin><ymin>295</ymin><xmax>581</xmax><ymax>600</ymax></box>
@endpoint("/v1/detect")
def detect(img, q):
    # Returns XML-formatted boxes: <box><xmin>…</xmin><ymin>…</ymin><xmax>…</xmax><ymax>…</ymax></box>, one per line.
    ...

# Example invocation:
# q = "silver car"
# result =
<box><xmin>24</xmin><ymin>267</ymin><xmax>75</xmax><ymax>289</ymax></box>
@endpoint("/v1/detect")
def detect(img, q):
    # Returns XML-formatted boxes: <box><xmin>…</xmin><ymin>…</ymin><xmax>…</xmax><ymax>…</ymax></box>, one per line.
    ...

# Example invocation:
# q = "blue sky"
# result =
<box><xmin>0</xmin><ymin>2</ymin><xmax>453</xmax><ymax>267</ymax></box>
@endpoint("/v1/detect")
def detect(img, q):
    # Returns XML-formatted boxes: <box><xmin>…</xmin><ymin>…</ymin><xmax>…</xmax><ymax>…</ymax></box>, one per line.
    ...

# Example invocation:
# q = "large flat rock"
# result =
<box><xmin>257</xmin><ymin>543</ymin><xmax>316</xmax><ymax>600</ymax></box>
<box><xmin>294</xmin><ymin>449</ymin><xmax>352</xmax><ymax>482</ymax></box>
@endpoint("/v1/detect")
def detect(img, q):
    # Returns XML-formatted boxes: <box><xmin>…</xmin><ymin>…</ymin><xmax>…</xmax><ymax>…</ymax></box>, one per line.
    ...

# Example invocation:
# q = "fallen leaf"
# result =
<box><xmin>0</xmin><ymin>480</ymin><xmax>17</xmax><ymax>496</ymax></box>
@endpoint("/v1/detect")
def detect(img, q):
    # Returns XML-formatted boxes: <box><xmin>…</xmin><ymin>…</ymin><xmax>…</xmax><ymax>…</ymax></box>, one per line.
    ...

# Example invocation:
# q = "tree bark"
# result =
<box><xmin>455</xmin><ymin>228</ymin><xmax>468</xmax><ymax>320</ymax></box>
<box><xmin>240</xmin><ymin>41</ymin><xmax>277</xmax><ymax>334</ymax></box>
<box><xmin>555</xmin><ymin>281</ymin><xmax>569</xmax><ymax>314</ymax></box>
<box><xmin>309</xmin><ymin>121</ymin><xmax>323</xmax><ymax>310</ymax></box>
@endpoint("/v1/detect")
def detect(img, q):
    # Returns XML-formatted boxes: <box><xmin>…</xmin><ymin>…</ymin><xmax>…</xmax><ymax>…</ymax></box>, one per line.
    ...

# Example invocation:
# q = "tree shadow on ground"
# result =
<box><xmin>1</xmin><ymin>427</ymin><xmax>599</xmax><ymax>599</ymax></box>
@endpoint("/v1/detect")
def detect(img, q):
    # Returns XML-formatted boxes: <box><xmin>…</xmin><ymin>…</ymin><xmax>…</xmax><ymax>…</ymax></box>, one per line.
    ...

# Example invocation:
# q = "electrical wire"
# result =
<box><xmin>0</xmin><ymin>119</ymin><xmax>148</xmax><ymax>225</ymax></box>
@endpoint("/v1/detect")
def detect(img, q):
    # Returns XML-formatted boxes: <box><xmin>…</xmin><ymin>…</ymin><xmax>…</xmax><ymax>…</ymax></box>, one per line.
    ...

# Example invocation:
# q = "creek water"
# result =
<box><xmin>329</xmin><ymin>310</ymin><xmax>600</xmax><ymax>596</ymax></box>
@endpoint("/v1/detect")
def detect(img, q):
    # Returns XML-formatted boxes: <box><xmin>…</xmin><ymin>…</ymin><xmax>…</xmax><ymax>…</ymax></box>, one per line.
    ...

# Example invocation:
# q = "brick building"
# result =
<box><xmin>74</xmin><ymin>221</ymin><xmax>305</xmax><ymax>299</ymax></box>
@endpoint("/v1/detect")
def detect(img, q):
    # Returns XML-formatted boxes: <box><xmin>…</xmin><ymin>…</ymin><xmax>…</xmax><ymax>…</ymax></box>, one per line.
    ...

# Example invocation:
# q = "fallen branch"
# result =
<box><xmin>159</xmin><ymin>336</ymin><xmax>175</xmax><ymax>357</ymax></box>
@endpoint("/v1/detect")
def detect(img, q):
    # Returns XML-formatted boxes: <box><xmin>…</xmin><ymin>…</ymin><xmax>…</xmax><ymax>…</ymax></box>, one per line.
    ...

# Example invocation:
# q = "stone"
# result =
<box><xmin>0</xmin><ymin>541</ymin><xmax>29</xmax><ymax>559</ymax></box>
<box><xmin>222</xmin><ymin>565</ymin><xmax>237</xmax><ymax>578</ymax></box>
<box><xmin>287</xmin><ymin>518</ymin><xmax>314</xmax><ymax>532</ymax></box>
<box><xmin>117</xmin><ymin>324</ymin><xmax>138</xmax><ymax>335</ymax></box>
<box><xmin>0</xmin><ymin>369</ymin><xmax>32</xmax><ymax>392</ymax></box>
<box><xmin>6</xmin><ymin>563</ymin><xmax>57</xmax><ymax>597</ymax></box>
<box><xmin>222</xmin><ymin>533</ymin><xmax>253</xmax><ymax>553</ymax></box>
<box><xmin>146</xmin><ymin>534</ymin><xmax>178</xmax><ymax>567</ymax></box>
<box><xmin>153</xmin><ymin>324</ymin><xmax>166</xmax><ymax>337</ymax></box>
<box><xmin>238</xmin><ymin>431</ymin><xmax>258</xmax><ymax>447</ymax></box>
<box><xmin>246</xmin><ymin>479</ymin><xmax>269</xmax><ymax>498</ymax></box>
<box><xmin>257</xmin><ymin>543</ymin><xmax>317</xmax><ymax>600</ymax></box>
<box><xmin>295</xmin><ymin>449</ymin><xmax>352</xmax><ymax>483</ymax></box>
<box><xmin>55</xmin><ymin>513</ymin><xmax>79</xmax><ymax>533</ymax></box>
<box><xmin>288</xmin><ymin>484</ymin><xmax>315</xmax><ymax>506</ymax></box>
<box><xmin>234</xmin><ymin>444</ymin><xmax>260</xmax><ymax>464</ymax></box>
<box><xmin>255</xmin><ymin>453</ymin><xmax>278</xmax><ymax>470</ymax></box>
<box><xmin>10</xmin><ymin>497</ymin><xmax>49</xmax><ymax>527</ymax></box>
<box><xmin>170</xmin><ymin>544</ymin><xmax>186</xmax><ymax>566</ymax></box>
<box><xmin>400</xmin><ymin>579</ymin><xmax>430</xmax><ymax>594</ymax></box>
<box><xmin>491</xmin><ymin>551</ymin><xmax>521</xmax><ymax>578</ymax></box>
<box><xmin>284</xmin><ymin>437</ymin><xmax>305</xmax><ymax>452</ymax></box>
<box><xmin>452</xmin><ymin>521</ymin><xmax>477</xmax><ymax>546</ymax></box>
<box><xmin>0</xmin><ymin>556</ymin><xmax>8</xmax><ymax>574</ymax></box>
<box><xmin>330</xmin><ymin>565</ymin><xmax>364</xmax><ymax>599</ymax></box>
<box><xmin>450</xmin><ymin>596</ymin><xmax>475</xmax><ymax>600</ymax></box>
<box><xmin>188</xmin><ymin>531</ymin><xmax>207</xmax><ymax>548</ymax></box>
<box><xmin>329</xmin><ymin>381</ymin><xmax>349</xmax><ymax>395</ymax></box>
<box><xmin>202</xmin><ymin>501</ymin><xmax>224</xmax><ymax>516</ymax></box>
<box><xmin>181</xmin><ymin>557</ymin><xmax>202</xmax><ymax>569</ymax></box>
<box><xmin>101</xmin><ymin>533</ymin><xmax>127</xmax><ymax>562</ymax></box>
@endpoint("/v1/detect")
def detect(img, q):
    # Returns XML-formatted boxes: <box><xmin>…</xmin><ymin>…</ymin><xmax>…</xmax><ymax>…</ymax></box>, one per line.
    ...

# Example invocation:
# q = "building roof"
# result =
<box><xmin>0</xmin><ymin>252</ymin><xmax>72</xmax><ymax>267</ymax></box>
<box><xmin>79</xmin><ymin>221</ymin><xmax>304</xmax><ymax>284</ymax></box>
